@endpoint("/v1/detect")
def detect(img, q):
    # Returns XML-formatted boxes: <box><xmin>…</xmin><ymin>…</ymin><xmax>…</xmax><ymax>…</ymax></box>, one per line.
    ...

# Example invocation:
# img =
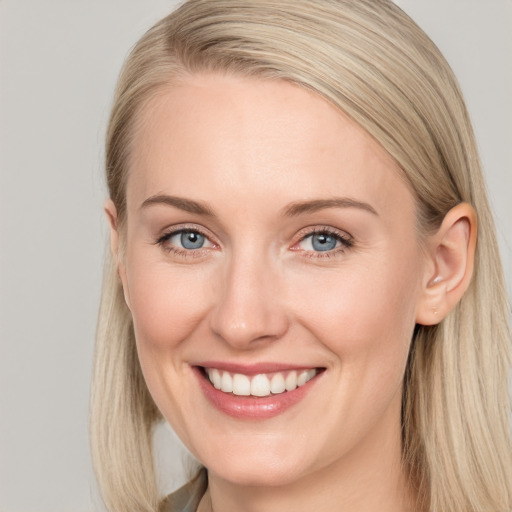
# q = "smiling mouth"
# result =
<box><xmin>201</xmin><ymin>367</ymin><xmax>322</xmax><ymax>398</ymax></box>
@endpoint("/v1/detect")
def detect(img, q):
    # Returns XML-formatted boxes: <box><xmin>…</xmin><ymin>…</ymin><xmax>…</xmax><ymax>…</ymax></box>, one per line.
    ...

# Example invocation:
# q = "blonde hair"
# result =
<box><xmin>90</xmin><ymin>1</ymin><xmax>512</xmax><ymax>511</ymax></box>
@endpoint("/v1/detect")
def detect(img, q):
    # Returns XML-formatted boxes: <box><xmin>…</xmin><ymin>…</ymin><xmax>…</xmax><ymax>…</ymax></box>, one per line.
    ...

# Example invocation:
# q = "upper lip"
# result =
<box><xmin>195</xmin><ymin>361</ymin><xmax>324</xmax><ymax>376</ymax></box>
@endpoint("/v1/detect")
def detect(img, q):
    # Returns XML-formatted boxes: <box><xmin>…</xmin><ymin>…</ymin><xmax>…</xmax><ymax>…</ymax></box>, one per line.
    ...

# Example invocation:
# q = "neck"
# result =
<box><xmin>199</xmin><ymin>415</ymin><xmax>418</xmax><ymax>512</ymax></box>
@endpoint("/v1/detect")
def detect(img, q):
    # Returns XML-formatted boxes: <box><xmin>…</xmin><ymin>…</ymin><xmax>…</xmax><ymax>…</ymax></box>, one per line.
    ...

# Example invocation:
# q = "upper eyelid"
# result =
<box><xmin>155</xmin><ymin>224</ymin><xmax>353</xmax><ymax>249</ymax></box>
<box><xmin>293</xmin><ymin>225</ymin><xmax>353</xmax><ymax>243</ymax></box>
<box><xmin>156</xmin><ymin>224</ymin><xmax>215</xmax><ymax>243</ymax></box>
<box><xmin>290</xmin><ymin>227</ymin><xmax>354</xmax><ymax>255</ymax></box>
<box><xmin>156</xmin><ymin>227</ymin><xmax>217</xmax><ymax>257</ymax></box>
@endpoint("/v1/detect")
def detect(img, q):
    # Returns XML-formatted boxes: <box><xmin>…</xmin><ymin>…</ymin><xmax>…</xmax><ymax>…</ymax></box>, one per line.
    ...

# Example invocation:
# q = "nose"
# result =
<box><xmin>208</xmin><ymin>251</ymin><xmax>289</xmax><ymax>350</ymax></box>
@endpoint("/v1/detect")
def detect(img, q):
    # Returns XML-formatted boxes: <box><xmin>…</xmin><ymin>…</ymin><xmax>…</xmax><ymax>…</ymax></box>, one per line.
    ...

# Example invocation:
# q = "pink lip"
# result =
<box><xmin>195</xmin><ymin>361</ymin><xmax>316</xmax><ymax>376</ymax></box>
<box><xmin>192</xmin><ymin>365</ymin><xmax>323</xmax><ymax>420</ymax></box>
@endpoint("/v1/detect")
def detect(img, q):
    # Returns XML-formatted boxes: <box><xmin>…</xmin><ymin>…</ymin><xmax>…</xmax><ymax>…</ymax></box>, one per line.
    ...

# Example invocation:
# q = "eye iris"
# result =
<box><xmin>180</xmin><ymin>231</ymin><xmax>205</xmax><ymax>249</ymax></box>
<box><xmin>311</xmin><ymin>233</ymin><xmax>337</xmax><ymax>251</ymax></box>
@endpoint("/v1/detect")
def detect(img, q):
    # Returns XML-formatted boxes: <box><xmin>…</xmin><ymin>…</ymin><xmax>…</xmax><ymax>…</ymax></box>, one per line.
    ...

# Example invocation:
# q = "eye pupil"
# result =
<box><xmin>312</xmin><ymin>233</ymin><xmax>337</xmax><ymax>251</ymax></box>
<box><xmin>181</xmin><ymin>231</ymin><xmax>205</xmax><ymax>249</ymax></box>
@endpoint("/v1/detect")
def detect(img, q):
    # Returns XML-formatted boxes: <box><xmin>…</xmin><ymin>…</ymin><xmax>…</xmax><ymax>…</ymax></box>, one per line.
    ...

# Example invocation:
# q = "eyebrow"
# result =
<box><xmin>283</xmin><ymin>198</ymin><xmax>378</xmax><ymax>217</ymax></box>
<box><xmin>140</xmin><ymin>194</ymin><xmax>378</xmax><ymax>218</ymax></box>
<box><xmin>140</xmin><ymin>194</ymin><xmax>215</xmax><ymax>216</ymax></box>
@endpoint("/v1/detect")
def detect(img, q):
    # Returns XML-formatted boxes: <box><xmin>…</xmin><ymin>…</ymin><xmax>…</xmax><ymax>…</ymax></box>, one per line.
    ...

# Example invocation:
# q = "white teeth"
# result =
<box><xmin>251</xmin><ymin>374</ymin><xmax>271</xmax><ymax>397</ymax></box>
<box><xmin>232</xmin><ymin>373</ymin><xmax>251</xmax><ymax>396</ymax></box>
<box><xmin>270</xmin><ymin>373</ymin><xmax>286</xmax><ymax>394</ymax></box>
<box><xmin>210</xmin><ymin>369</ymin><xmax>221</xmax><ymax>389</ymax></box>
<box><xmin>285</xmin><ymin>371</ymin><xmax>298</xmax><ymax>391</ymax></box>
<box><xmin>297</xmin><ymin>370</ymin><xmax>309</xmax><ymax>387</ymax></box>
<box><xmin>221</xmin><ymin>372</ymin><xmax>233</xmax><ymax>393</ymax></box>
<box><xmin>206</xmin><ymin>368</ymin><xmax>318</xmax><ymax>397</ymax></box>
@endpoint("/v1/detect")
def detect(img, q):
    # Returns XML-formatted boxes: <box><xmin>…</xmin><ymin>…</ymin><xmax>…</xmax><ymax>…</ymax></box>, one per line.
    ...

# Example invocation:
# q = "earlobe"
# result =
<box><xmin>104</xmin><ymin>199</ymin><xmax>131</xmax><ymax>310</ymax></box>
<box><xmin>416</xmin><ymin>203</ymin><xmax>477</xmax><ymax>326</ymax></box>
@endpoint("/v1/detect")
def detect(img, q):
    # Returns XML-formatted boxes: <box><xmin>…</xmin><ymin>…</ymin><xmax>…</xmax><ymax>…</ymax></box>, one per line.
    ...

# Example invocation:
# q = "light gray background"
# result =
<box><xmin>0</xmin><ymin>1</ymin><xmax>510</xmax><ymax>511</ymax></box>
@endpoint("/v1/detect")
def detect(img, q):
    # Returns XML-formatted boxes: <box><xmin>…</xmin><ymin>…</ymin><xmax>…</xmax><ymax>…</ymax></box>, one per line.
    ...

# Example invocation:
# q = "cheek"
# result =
<box><xmin>123</xmin><ymin>255</ymin><xmax>215</xmax><ymax>443</ymax></box>
<box><xmin>284</xmin><ymin>256</ymin><xmax>422</xmax><ymax>450</ymax></box>
<box><xmin>124</xmin><ymin>256</ymin><xmax>213</xmax><ymax>355</ymax></box>
<box><xmin>290</xmin><ymin>253</ymin><xmax>421</xmax><ymax>376</ymax></box>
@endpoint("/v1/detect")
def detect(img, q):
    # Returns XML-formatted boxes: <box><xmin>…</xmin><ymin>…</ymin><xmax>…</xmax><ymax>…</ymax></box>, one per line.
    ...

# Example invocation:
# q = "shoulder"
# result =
<box><xmin>159</xmin><ymin>468</ymin><xmax>208</xmax><ymax>512</ymax></box>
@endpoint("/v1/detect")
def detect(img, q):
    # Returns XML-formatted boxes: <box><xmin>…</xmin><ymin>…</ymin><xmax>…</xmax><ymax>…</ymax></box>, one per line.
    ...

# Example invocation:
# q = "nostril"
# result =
<box><xmin>209</xmin><ymin>313</ymin><xmax>289</xmax><ymax>349</ymax></box>
<box><xmin>208</xmin><ymin>264</ymin><xmax>289</xmax><ymax>348</ymax></box>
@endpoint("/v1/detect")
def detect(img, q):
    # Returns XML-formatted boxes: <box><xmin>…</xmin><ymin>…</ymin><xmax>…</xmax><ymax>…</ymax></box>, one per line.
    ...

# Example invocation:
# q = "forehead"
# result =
<box><xmin>127</xmin><ymin>73</ymin><xmax>414</xmax><ymax>218</ymax></box>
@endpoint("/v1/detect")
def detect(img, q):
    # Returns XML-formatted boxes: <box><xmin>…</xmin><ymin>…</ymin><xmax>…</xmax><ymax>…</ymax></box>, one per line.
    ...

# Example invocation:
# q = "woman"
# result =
<box><xmin>90</xmin><ymin>1</ymin><xmax>512</xmax><ymax>511</ymax></box>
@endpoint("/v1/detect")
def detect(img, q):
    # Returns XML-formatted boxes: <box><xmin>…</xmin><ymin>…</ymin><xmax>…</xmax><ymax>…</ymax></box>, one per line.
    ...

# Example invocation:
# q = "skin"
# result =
<box><xmin>106</xmin><ymin>73</ymin><xmax>476</xmax><ymax>512</ymax></box>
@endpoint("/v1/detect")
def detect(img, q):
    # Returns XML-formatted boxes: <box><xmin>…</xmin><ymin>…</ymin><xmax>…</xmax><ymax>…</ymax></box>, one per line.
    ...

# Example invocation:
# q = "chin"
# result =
<box><xmin>194</xmin><ymin>432</ymin><xmax>317</xmax><ymax>488</ymax></box>
<box><xmin>207</xmin><ymin>457</ymin><xmax>305</xmax><ymax>488</ymax></box>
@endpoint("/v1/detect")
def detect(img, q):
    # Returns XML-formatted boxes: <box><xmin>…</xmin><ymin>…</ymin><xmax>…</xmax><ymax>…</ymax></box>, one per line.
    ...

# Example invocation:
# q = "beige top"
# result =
<box><xmin>159</xmin><ymin>469</ymin><xmax>208</xmax><ymax>512</ymax></box>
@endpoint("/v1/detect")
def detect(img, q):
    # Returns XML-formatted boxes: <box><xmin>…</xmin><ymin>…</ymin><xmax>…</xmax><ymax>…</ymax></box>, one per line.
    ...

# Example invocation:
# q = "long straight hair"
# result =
<box><xmin>90</xmin><ymin>1</ymin><xmax>512</xmax><ymax>511</ymax></box>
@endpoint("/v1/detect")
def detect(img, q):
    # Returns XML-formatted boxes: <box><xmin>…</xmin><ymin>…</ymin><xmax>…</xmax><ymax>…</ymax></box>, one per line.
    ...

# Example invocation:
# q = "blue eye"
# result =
<box><xmin>297</xmin><ymin>230</ymin><xmax>351</xmax><ymax>254</ymax></box>
<box><xmin>166</xmin><ymin>230</ymin><xmax>208</xmax><ymax>250</ymax></box>
<box><xmin>310</xmin><ymin>233</ymin><xmax>338</xmax><ymax>251</ymax></box>
<box><xmin>156</xmin><ymin>228</ymin><xmax>215</xmax><ymax>254</ymax></box>
<box><xmin>178</xmin><ymin>230</ymin><xmax>205</xmax><ymax>249</ymax></box>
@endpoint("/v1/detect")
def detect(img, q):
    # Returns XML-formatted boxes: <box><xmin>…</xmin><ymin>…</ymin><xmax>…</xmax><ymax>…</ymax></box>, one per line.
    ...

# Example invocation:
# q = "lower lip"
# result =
<box><xmin>194</xmin><ymin>367</ymin><xmax>322</xmax><ymax>420</ymax></box>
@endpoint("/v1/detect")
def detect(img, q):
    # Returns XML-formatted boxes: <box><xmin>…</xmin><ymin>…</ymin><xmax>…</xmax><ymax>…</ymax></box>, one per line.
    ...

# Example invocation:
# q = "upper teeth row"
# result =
<box><xmin>206</xmin><ymin>368</ymin><xmax>317</xmax><ymax>397</ymax></box>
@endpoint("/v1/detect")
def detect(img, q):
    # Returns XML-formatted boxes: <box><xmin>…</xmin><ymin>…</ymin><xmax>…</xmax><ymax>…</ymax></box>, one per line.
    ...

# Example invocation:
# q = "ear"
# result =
<box><xmin>415</xmin><ymin>203</ymin><xmax>477</xmax><ymax>326</ymax></box>
<box><xmin>104</xmin><ymin>199</ymin><xmax>120</xmax><ymax>259</ymax></box>
<box><xmin>104</xmin><ymin>199</ymin><xmax>131</xmax><ymax>309</ymax></box>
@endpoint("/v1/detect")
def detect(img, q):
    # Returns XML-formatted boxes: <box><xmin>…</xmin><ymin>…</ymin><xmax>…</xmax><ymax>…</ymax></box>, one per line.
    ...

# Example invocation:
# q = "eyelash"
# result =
<box><xmin>155</xmin><ymin>225</ymin><xmax>353</xmax><ymax>259</ymax></box>
<box><xmin>292</xmin><ymin>227</ymin><xmax>353</xmax><ymax>259</ymax></box>
<box><xmin>155</xmin><ymin>225</ymin><xmax>215</xmax><ymax>259</ymax></box>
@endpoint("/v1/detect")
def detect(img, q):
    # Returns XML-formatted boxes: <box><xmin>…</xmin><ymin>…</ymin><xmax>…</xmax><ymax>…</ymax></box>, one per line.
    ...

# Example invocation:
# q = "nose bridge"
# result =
<box><xmin>209</xmin><ymin>244</ymin><xmax>288</xmax><ymax>348</ymax></box>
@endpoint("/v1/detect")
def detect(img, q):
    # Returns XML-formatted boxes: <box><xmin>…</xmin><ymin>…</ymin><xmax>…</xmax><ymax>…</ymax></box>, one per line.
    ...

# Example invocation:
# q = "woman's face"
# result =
<box><xmin>115</xmin><ymin>74</ymin><xmax>430</xmax><ymax>486</ymax></box>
